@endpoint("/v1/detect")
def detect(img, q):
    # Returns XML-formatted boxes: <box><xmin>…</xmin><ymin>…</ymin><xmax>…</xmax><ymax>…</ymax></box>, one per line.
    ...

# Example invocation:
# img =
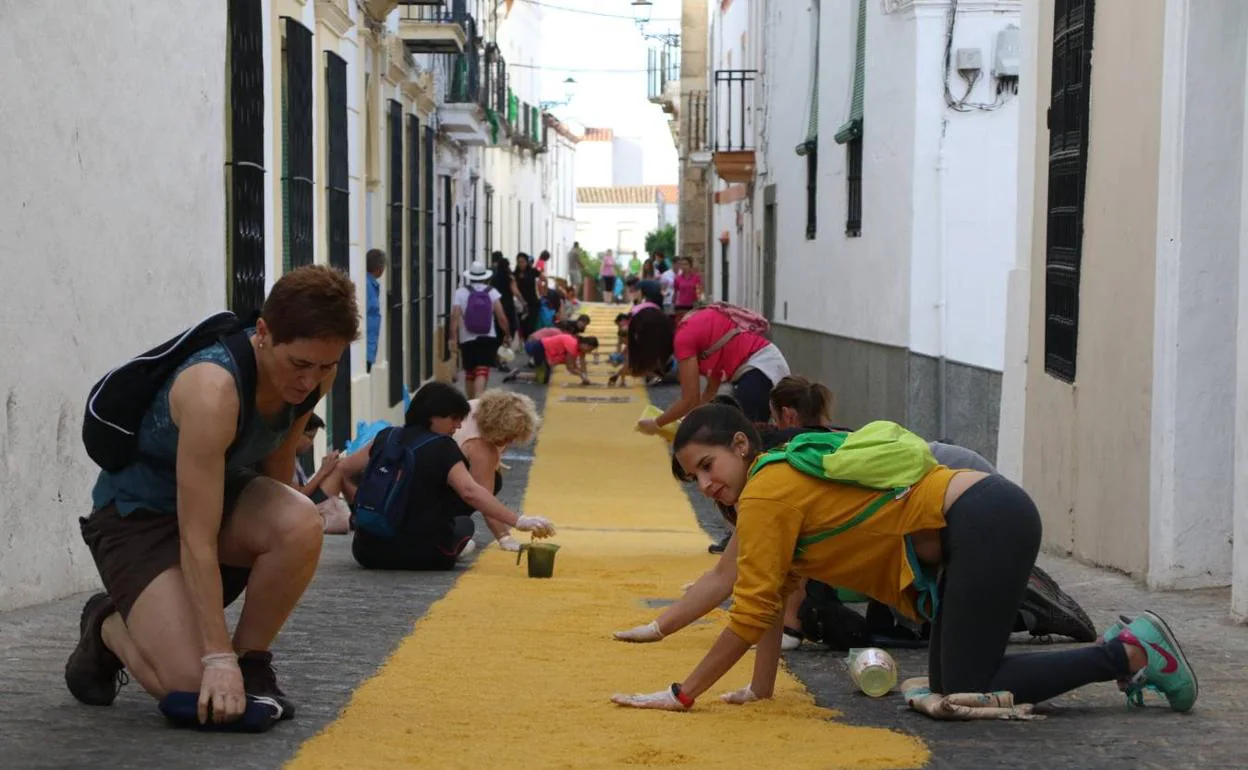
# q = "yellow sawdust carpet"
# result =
<box><xmin>286</xmin><ymin>305</ymin><xmax>929</xmax><ymax>770</ymax></box>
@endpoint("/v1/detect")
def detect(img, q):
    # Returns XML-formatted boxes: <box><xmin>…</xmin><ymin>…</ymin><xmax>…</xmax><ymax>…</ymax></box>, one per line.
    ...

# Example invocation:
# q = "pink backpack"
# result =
<box><xmin>680</xmin><ymin>302</ymin><xmax>770</xmax><ymax>360</ymax></box>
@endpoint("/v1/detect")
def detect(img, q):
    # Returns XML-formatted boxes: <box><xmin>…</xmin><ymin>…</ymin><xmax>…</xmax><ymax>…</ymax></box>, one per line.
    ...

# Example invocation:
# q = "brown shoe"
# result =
<box><xmin>64</xmin><ymin>593</ymin><xmax>128</xmax><ymax>706</ymax></box>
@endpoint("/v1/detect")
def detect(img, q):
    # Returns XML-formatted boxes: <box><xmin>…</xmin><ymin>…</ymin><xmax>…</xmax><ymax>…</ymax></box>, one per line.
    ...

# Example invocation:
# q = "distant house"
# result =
<box><xmin>575</xmin><ymin>185</ymin><xmax>678</xmax><ymax>261</ymax></box>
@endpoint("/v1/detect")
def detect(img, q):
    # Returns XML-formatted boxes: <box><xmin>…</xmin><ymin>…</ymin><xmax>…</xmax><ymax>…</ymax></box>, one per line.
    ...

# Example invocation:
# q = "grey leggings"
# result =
<box><xmin>930</xmin><ymin>475</ymin><xmax>1130</xmax><ymax>702</ymax></box>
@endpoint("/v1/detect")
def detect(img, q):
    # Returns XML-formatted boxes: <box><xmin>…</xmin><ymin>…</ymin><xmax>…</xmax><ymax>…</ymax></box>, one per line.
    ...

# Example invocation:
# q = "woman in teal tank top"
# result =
<box><xmin>67</xmin><ymin>266</ymin><xmax>361</xmax><ymax>728</ymax></box>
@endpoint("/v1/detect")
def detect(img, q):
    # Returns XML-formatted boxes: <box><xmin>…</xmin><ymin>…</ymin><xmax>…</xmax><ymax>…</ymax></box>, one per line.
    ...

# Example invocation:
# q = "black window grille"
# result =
<box><xmin>226</xmin><ymin>0</ymin><xmax>266</xmax><ymax>321</ymax></box>
<box><xmin>441</xmin><ymin>175</ymin><xmax>454</xmax><ymax>361</ymax></box>
<box><xmin>804</xmin><ymin>140</ymin><xmax>818</xmax><ymax>240</ymax></box>
<box><xmin>387</xmin><ymin>100</ymin><xmax>404</xmax><ymax>406</ymax></box>
<box><xmin>408</xmin><ymin>114</ymin><xmax>422</xmax><ymax>388</ymax></box>
<box><xmin>484</xmin><ymin>185</ymin><xmax>494</xmax><ymax>257</ymax></box>
<box><xmin>282</xmin><ymin>18</ymin><xmax>314</xmax><ymax>270</ymax></box>
<box><xmin>470</xmin><ymin>178</ymin><xmax>479</xmax><ymax>264</ymax></box>
<box><xmin>325</xmin><ymin>52</ymin><xmax>351</xmax><ymax>448</ymax></box>
<box><xmin>1044</xmin><ymin>0</ymin><xmax>1095</xmax><ymax>382</ymax></box>
<box><xmin>846</xmin><ymin>137</ymin><xmax>863</xmax><ymax>237</ymax></box>
<box><xmin>423</xmin><ymin>127</ymin><xmax>435</xmax><ymax>376</ymax></box>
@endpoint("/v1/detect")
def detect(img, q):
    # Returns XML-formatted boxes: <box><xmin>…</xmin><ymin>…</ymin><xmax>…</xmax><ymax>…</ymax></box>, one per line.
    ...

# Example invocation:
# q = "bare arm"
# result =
<box><xmin>493</xmin><ymin>300</ymin><xmax>510</xmax><ymax>339</ymax></box>
<box><xmin>451</xmin><ymin>305</ymin><xmax>463</xmax><ymax>341</ymax></box>
<box><xmin>655</xmin><ymin>357</ymin><xmax>701</xmax><ymax>426</ymax></box>
<box><xmin>170</xmin><ymin>365</ymin><xmax>242</xmax><ymax>657</ymax></box>
<box><xmin>654</xmin><ymin>533</ymin><xmax>738</xmax><ymax>636</ymax></box>
<box><xmin>259</xmin><ymin>376</ymin><xmax>335</xmax><ymax>485</ymax></box>
<box><xmin>461</xmin><ymin>439</ymin><xmax>509</xmax><ymax>540</ymax></box>
<box><xmin>447</xmin><ymin>461</ymin><xmax>521</xmax><ymax>527</ymax></box>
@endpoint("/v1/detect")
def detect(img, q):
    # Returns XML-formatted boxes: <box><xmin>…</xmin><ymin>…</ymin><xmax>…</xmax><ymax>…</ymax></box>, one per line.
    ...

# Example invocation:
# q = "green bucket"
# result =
<box><xmin>517</xmin><ymin>542</ymin><xmax>561</xmax><ymax>578</ymax></box>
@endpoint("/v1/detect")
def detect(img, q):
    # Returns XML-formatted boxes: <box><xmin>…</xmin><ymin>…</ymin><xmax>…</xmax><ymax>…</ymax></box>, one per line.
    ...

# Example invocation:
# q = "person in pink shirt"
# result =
<box><xmin>629</xmin><ymin>305</ymin><xmax>790</xmax><ymax>431</ymax></box>
<box><xmin>508</xmin><ymin>332</ymin><xmax>599</xmax><ymax>385</ymax></box>
<box><xmin>672</xmin><ymin>257</ymin><xmax>703</xmax><ymax>318</ymax></box>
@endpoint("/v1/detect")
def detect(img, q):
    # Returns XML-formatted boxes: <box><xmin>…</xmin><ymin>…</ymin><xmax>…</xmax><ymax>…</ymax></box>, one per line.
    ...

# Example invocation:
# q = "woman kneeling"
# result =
<box><xmin>337</xmin><ymin>382</ymin><xmax>555</xmax><ymax>571</ymax></box>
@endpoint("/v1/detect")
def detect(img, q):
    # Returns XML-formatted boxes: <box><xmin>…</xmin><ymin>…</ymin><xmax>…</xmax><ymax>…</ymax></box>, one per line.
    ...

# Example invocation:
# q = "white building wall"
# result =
<box><xmin>575</xmin><ymin>204</ymin><xmax>660</xmax><ymax>260</ymax></box>
<box><xmin>0</xmin><ymin>2</ymin><xmax>227</xmax><ymax>609</ymax></box>
<box><xmin>575</xmin><ymin>140</ymin><xmax>615</xmax><ymax>187</ymax></box>
<box><xmin>907</xmin><ymin>6</ymin><xmax>1019</xmax><ymax>371</ymax></box>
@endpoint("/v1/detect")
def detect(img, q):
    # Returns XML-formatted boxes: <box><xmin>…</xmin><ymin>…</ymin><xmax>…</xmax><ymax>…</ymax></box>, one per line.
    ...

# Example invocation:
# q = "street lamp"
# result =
<box><xmin>631</xmin><ymin>0</ymin><xmax>653</xmax><ymax>26</ymax></box>
<box><xmin>540</xmin><ymin>76</ymin><xmax>577</xmax><ymax>110</ymax></box>
<box><xmin>631</xmin><ymin>0</ymin><xmax>678</xmax><ymax>45</ymax></box>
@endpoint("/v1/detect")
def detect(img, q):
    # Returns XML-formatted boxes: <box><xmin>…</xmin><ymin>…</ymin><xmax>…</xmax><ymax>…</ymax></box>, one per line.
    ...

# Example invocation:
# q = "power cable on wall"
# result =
<box><xmin>941</xmin><ymin>0</ymin><xmax>1010</xmax><ymax>112</ymax></box>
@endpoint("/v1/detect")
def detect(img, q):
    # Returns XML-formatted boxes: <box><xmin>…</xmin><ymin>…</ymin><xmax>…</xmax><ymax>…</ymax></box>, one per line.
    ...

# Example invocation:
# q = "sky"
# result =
<box><xmin>525</xmin><ymin>0</ymin><xmax>683</xmax><ymax>185</ymax></box>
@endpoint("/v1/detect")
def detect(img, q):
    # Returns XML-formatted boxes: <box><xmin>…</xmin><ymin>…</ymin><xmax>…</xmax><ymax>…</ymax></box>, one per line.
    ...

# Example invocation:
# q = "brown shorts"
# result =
<box><xmin>80</xmin><ymin>470</ymin><xmax>258</xmax><ymax>620</ymax></box>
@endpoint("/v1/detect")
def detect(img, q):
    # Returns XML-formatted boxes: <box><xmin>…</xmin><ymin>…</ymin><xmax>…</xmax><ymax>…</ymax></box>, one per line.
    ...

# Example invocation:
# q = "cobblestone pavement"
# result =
<box><xmin>4</xmin><ymin>375</ymin><xmax>1247</xmax><ymax>768</ymax></box>
<box><xmin>0</xmin><ymin>383</ymin><xmax>546</xmax><ymax>770</ymax></box>
<box><xmin>652</xmin><ymin>383</ymin><xmax>1248</xmax><ymax>770</ymax></box>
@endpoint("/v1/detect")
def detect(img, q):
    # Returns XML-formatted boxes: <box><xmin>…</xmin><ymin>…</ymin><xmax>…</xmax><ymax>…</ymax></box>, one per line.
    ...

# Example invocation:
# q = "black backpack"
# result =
<box><xmin>82</xmin><ymin>311</ymin><xmax>319</xmax><ymax>472</ymax></box>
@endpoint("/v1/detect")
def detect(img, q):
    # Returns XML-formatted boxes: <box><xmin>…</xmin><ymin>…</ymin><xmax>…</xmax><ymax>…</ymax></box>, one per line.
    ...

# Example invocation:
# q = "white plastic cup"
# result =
<box><xmin>847</xmin><ymin>647</ymin><xmax>898</xmax><ymax>698</ymax></box>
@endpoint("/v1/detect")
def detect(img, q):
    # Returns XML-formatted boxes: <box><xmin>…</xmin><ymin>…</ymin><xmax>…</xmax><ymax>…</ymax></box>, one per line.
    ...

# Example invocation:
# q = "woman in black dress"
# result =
<box><xmin>514</xmin><ymin>252</ymin><xmax>542</xmax><ymax>340</ymax></box>
<box><xmin>490</xmin><ymin>252</ymin><xmax>520</xmax><ymax>345</ymax></box>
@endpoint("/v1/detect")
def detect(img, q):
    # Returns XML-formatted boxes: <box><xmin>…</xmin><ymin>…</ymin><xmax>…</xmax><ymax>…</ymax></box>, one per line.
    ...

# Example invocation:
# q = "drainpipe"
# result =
<box><xmin>935</xmin><ymin>116</ymin><xmax>950</xmax><ymax>440</ymax></box>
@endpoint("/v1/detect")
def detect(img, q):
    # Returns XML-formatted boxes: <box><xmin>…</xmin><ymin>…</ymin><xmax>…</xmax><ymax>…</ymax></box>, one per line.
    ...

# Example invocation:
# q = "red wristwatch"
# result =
<box><xmin>670</xmin><ymin>682</ymin><xmax>695</xmax><ymax>708</ymax></box>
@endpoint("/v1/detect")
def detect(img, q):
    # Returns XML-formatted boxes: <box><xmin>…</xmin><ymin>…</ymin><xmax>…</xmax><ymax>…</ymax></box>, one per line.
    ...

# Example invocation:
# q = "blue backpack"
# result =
<box><xmin>353</xmin><ymin>428</ymin><xmax>449</xmax><ymax>538</ymax></box>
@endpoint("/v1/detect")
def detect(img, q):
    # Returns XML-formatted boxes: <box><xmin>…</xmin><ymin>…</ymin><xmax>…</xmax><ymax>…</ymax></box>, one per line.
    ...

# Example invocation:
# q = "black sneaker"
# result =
<box><xmin>708</xmin><ymin>533</ymin><xmax>732</xmax><ymax>554</ymax></box>
<box><xmin>65</xmin><ymin>592</ymin><xmax>128</xmax><ymax>706</ymax></box>
<box><xmin>238</xmin><ymin>650</ymin><xmax>296</xmax><ymax>720</ymax></box>
<box><xmin>1017</xmin><ymin>565</ymin><xmax>1097</xmax><ymax>642</ymax></box>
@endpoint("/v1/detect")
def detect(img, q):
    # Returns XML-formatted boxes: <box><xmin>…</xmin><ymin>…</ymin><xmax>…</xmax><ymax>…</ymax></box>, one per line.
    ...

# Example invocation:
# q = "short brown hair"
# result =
<box><xmin>261</xmin><ymin>265</ymin><xmax>360</xmax><ymax>345</ymax></box>
<box><xmin>366</xmin><ymin>248</ymin><xmax>387</xmax><ymax>274</ymax></box>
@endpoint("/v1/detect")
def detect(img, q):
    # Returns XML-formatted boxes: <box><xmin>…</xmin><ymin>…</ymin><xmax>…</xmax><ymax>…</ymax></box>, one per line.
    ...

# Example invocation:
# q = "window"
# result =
<box><xmin>387</xmin><ymin>100</ymin><xmax>404</xmax><ymax>406</ymax></box>
<box><xmin>804</xmin><ymin>140</ymin><xmax>818</xmax><ymax>239</ymax></box>
<box><xmin>226</xmin><ymin>0</ymin><xmax>266</xmax><ymax>320</ymax></box>
<box><xmin>484</xmin><ymin>184</ymin><xmax>494</xmax><ymax>257</ymax></box>
<box><xmin>800</xmin><ymin>0</ymin><xmax>820</xmax><ymax>240</ymax></box>
<box><xmin>408</xmin><ymin>114</ymin><xmax>422</xmax><ymax>387</ymax></box>
<box><xmin>282</xmin><ymin>18</ymin><xmax>314</xmax><ymax>271</ymax></box>
<box><xmin>440</xmin><ymin>174</ymin><xmax>454</xmax><ymax>361</ymax></box>
<box><xmin>834</xmin><ymin>0</ymin><xmax>865</xmax><ymax>238</ymax></box>
<box><xmin>423</xmin><ymin>127</ymin><xmax>436</xmax><ymax>376</ymax></box>
<box><xmin>1044</xmin><ymin>0</ymin><xmax>1095</xmax><ymax>382</ymax></box>
<box><xmin>325</xmin><ymin>52</ymin><xmax>351</xmax><ymax>448</ymax></box>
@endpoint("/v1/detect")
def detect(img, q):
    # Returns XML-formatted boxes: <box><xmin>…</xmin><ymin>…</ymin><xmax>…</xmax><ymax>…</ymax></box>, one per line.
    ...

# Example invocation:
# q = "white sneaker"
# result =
<box><xmin>781</xmin><ymin>632</ymin><xmax>802</xmax><ymax>651</ymax></box>
<box><xmin>458</xmin><ymin>540</ymin><xmax>477</xmax><ymax>560</ymax></box>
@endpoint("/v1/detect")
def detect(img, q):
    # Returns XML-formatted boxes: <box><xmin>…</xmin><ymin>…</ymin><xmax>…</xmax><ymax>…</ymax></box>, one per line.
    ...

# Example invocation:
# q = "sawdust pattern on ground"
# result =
<box><xmin>285</xmin><ymin>305</ymin><xmax>929</xmax><ymax>770</ymax></box>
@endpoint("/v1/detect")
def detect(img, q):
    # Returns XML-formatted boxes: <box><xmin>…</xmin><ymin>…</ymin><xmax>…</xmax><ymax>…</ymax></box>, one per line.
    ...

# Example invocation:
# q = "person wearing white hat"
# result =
<box><xmin>453</xmin><ymin>261</ymin><xmax>509</xmax><ymax>398</ymax></box>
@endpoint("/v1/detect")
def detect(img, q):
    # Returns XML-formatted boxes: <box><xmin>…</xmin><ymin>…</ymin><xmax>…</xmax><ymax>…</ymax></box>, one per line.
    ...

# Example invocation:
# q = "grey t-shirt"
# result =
<box><xmin>928</xmin><ymin>442</ymin><xmax>997</xmax><ymax>473</ymax></box>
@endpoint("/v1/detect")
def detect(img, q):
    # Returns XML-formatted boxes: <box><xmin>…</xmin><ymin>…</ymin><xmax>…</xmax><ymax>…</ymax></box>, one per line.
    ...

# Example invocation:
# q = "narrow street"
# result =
<box><xmin>0</xmin><ymin>306</ymin><xmax>1243</xmax><ymax>769</ymax></box>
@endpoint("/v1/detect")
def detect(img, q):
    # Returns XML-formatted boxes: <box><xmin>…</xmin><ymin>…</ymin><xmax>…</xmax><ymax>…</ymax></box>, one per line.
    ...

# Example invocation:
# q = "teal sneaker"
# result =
<box><xmin>1118</xmin><ymin>611</ymin><xmax>1198</xmax><ymax>712</ymax></box>
<box><xmin>1101</xmin><ymin>614</ymin><xmax>1135</xmax><ymax>644</ymax></box>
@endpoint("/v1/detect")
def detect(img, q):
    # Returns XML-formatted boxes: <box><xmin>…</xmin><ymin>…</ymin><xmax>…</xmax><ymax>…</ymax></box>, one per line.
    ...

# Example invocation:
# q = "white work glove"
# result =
<box><xmin>613</xmin><ymin>620</ymin><xmax>664</xmax><ymax>643</ymax></box>
<box><xmin>515</xmin><ymin>515</ymin><xmax>556</xmax><ymax>538</ymax></box>
<box><xmin>610</xmin><ymin>687</ymin><xmax>689</xmax><ymax>711</ymax></box>
<box><xmin>719</xmin><ymin>684</ymin><xmax>759</xmax><ymax>705</ymax></box>
<box><xmin>496</xmin><ymin>535</ymin><xmax>521</xmax><ymax>552</ymax></box>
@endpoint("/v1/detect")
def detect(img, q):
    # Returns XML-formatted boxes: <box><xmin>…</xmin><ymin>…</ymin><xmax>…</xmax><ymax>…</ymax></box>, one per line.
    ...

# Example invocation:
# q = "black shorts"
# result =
<box><xmin>460</xmin><ymin>336</ymin><xmax>500</xmax><ymax>371</ymax></box>
<box><xmin>79</xmin><ymin>470</ymin><xmax>258</xmax><ymax>620</ymax></box>
<box><xmin>602</xmin><ymin>276</ymin><xmax>616</xmax><ymax>292</ymax></box>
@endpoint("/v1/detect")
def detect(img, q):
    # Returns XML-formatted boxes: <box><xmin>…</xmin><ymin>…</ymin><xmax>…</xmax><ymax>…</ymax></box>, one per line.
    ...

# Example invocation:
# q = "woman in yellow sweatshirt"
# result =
<box><xmin>610</xmin><ymin>404</ymin><xmax>1198</xmax><ymax>714</ymax></box>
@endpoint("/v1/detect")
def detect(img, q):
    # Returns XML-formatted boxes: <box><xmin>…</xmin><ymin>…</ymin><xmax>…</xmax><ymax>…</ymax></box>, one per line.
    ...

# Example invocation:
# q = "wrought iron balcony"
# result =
<box><xmin>441</xmin><ymin>17</ymin><xmax>488</xmax><ymax>145</ymax></box>
<box><xmin>647</xmin><ymin>40</ymin><xmax>680</xmax><ymax>114</ymax></box>
<box><xmin>682</xmin><ymin>89</ymin><xmax>710</xmax><ymax>163</ymax></box>
<box><xmin>398</xmin><ymin>0</ymin><xmax>468</xmax><ymax>55</ymax></box>
<box><xmin>712</xmin><ymin>69</ymin><xmax>757</xmax><ymax>183</ymax></box>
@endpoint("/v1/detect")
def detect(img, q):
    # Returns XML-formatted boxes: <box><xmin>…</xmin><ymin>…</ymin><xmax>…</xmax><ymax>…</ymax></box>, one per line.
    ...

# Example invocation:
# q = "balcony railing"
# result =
<box><xmin>682</xmin><ymin>89</ymin><xmax>709</xmax><ymax>156</ymax></box>
<box><xmin>447</xmin><ymin>17</ymin><xmax>484</xmax><ymax>105</ymax></box>
<box><xmin>647</xmin><ymin>41</ymin><xmax>680</xmax><ymax>105</ymax></box>
<box><xmin>712</xmin><ymin>69</ymin><xmax>757</xmax><ymax>152</ymax></box>
<box><xmin>398</xmin><ymin>0</ymin><xmax>469</xmax><ymax>54</ymax></box>
<box><xmin>482</xmin><ymin>44</ymin><xmax>509</xmax><ymax>117</ymax></box>
<box><xmin>400</xmin><ymin>0</ymin><xmax>467</xmax><ymax>22</ymax></box>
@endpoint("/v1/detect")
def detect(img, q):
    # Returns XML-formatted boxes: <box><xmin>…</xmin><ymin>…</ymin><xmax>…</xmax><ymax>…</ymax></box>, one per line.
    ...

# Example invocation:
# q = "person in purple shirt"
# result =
<box><xmin>365</xmin><ymin>249</ymin><xmax>385</xmax><ymax>372</ymax></box>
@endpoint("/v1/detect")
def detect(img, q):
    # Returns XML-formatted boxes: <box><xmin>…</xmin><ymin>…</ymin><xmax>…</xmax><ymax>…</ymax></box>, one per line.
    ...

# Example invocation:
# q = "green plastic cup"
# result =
<box><xmin>517</xmin><ymin>542</ymin><xmax>561</xmax><ymax>578</ymax></box>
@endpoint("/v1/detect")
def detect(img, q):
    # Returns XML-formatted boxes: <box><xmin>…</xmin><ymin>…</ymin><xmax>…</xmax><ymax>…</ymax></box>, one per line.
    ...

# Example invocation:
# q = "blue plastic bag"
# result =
<box><xmin>345</xmin><ymin>419</ymin><xmax>394</xmax><ymax>456</ymax></box>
